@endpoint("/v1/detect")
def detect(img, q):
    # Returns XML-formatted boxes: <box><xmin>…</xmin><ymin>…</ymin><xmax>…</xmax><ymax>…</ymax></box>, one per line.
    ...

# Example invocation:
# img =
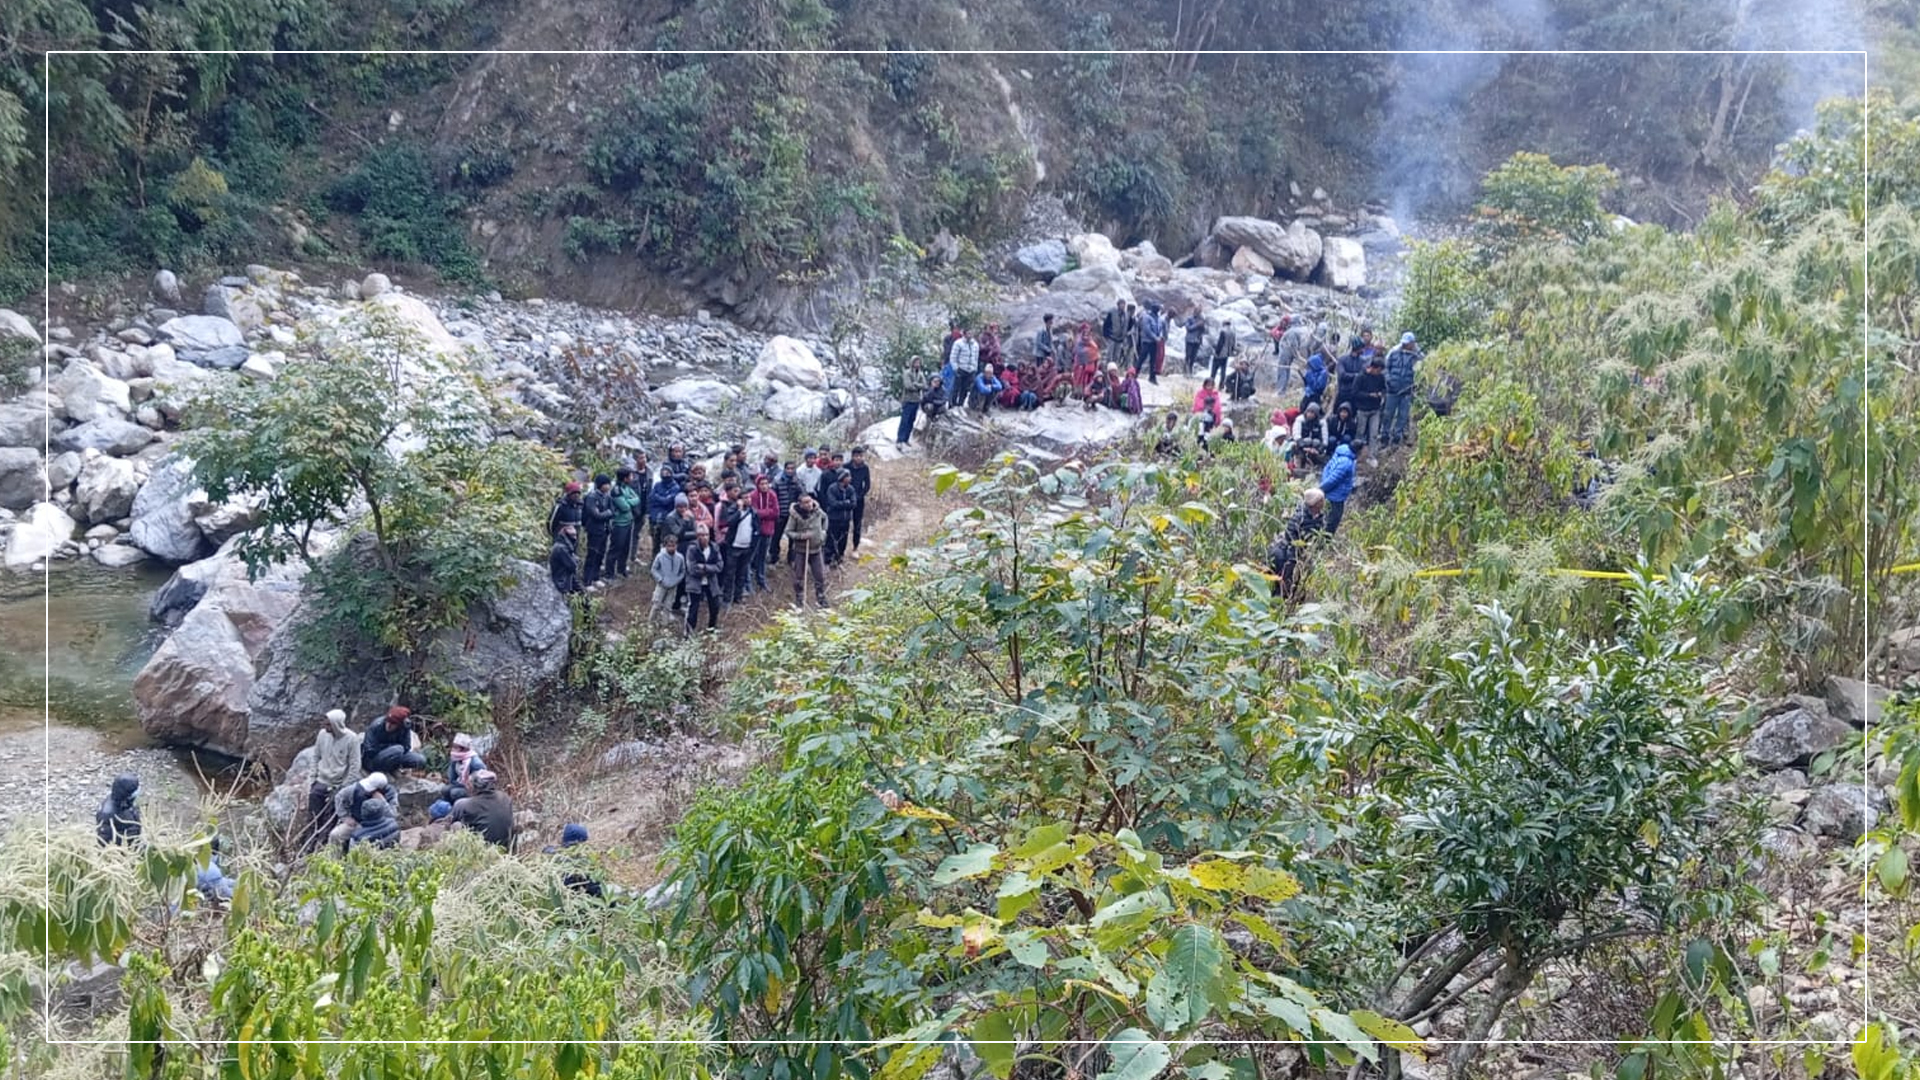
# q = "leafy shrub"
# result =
<box><xmin>1394</xmin><ymin>238</ymin><xmax>1489</xmax><ymax>349</ymax></box>
<box><xmin>1473</xmin><ymin>151</ymin><xmax>1619</xmax><ymax>251</ymax></box>
<box><xmin>325</xmin><ymin>144</ymin><xmax>484</xmax><ymax>283</ymax></box>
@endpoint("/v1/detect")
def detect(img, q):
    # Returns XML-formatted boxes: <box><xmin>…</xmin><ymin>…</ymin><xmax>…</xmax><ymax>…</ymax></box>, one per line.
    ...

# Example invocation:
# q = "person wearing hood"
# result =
<box><xmin>787</xmin><ymin>492</ymin><xmax>831</xmax><ymax>610</ymax></box>
<box><xmin>443</xmin><ymin>733</ymin><xmax>487</xmax><ymax>803</ymax></box>
<box><xmin>662</xmin><ymin>442</ymin><xmax>691</xmax><ymax>486</ymax></box>
<box><xmin>1318</xmin><ymin>442</ymin><xmax>1360</xmax><ymax>535</ymax></box>
<box><xmin>362</xmin><ymin>706</ymin><xmax>426</xmax><ymax>776</ymax></box>
<box><xmin>1327</xmin><ymin>401</ymin><xmax>1360</xmax><ymax>449</ymax></box>
<box><xmin>331</xmin><ymin>772</ymin><xmax>390</xmax><ymax>850</ymax></box>
<box><xmin>555</xmin><ymin>823</ymin><xmax>606</xmax><ymax>898</ymax></box>
<box><xmin>1113</xmin><ymin>366</ymin><xmax>1143</xmax><ymax>415</ymax></box>
<box><xmin>547</xmin><ymin>482</ymin><xmax>584</xmax><ymax>547</ymax></box>
<box><xmin>96</xmin><ymin>774</ymin><xmax>141</xmax><ymax>847</ymax></box>
<box><xmin>846</xmin><ymin>448</ymin><xmax>873</xmax><ymax>552</ymax></box>
<box><xmin>1289</xmin><ymin>402</ymin><xmax>1331</xmax><ymax>473</ymax></box>
<box><xmin>1334</xmin><ymin>337</ymin><xmax>1368</xmax><ymax>411</ymax></box>
<box><xmin>304</xmin><ymin>709</ymin><xmax>360</xmax><ymax>853</ymax></box>
<box><xmin>1383</xmin><ymin>331</ymin><xmax>1423</xmax><ymax>446</ymax></box>
<box><xmin>1301</xmin><ymin>348</ymin><xmax>1331</xmax><ymax>410</ymax></box>
<box><xmin>646</xmin><ymin>470</ymin><xmax>683</xmax><ymax>556</ymax></box>
<box><xmin>1353</xmin><ymin>357</ymin><xmax>1387</xmax><ymax>452</ymax></box>
<box><xmin>550</xmin><ymin>523</ymin><xmax>581</xmax><ymax>595</ymax></box>
<box><xmin>349</xmin><ymin>782</ymin><xmax>400</xmax><ymax>851</ymax></box>
<box><xmin>822</xmin><ymin>467</ymin><xmax>858</xmax><ymax>567</ymax></box>
<box><xmin>450</xmin><ymin>770</ymin><xmax>514</xmax><ymax>849</ymax></box>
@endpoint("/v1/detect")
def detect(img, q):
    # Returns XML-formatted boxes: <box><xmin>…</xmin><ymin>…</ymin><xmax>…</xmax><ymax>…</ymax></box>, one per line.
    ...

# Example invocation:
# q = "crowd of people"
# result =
<box><xmin>547</xmin><ymin>440</ymin><xmax>880</xmax><ymax>626</ymax></box>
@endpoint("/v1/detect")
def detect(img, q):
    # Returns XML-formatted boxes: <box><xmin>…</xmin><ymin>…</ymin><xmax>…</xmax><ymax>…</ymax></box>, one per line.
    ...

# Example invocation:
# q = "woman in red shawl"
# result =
<box><xmin>997</xmin><ymin>363</ymin><xmax>1022</xmax><ymax>409</ymax></box>
<box><xmin>980</xmin><ymin>322</ymin><xmax>1002</xmax><ymax>372</ymax></box>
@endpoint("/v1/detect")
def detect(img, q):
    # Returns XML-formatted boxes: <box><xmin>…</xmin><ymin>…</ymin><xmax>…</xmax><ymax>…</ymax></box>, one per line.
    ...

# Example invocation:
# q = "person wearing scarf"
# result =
<box><xmin>444</xmin><ymin>733</ymin><xmax>487</xmax><ymax>802</ymax></box>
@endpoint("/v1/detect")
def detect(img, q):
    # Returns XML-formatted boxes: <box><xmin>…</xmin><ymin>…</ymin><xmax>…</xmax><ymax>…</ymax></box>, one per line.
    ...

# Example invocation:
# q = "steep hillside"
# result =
<box><xmin>1</xmin><ymin>0</ymin><xmax>1884</xmax><ymax>327</ymax></box>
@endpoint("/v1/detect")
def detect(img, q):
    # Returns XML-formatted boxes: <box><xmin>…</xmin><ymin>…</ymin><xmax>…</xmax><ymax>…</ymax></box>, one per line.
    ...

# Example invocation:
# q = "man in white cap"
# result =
<box><xmin>304</xmin><ymin>708</ymin><xmax>360</xmax><ymax>853</ymax></box>
<box><xmin>329</xmin><ymin>772</ymin><xmax>389</xmax><ymax>850</ymax></box>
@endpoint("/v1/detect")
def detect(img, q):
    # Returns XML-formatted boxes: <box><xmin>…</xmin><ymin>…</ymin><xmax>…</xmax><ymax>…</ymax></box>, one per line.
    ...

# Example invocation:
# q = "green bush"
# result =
<box><xmin>325</xmin><ymin>144</ymin><xmax>485</xmax><ymax>283</ymax></box>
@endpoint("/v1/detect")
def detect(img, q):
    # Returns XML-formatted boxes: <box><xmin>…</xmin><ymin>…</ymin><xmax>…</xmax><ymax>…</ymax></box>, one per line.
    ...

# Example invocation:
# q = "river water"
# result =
<box><xmin>0</xmin><ymin>565</ymin><xmax>174</xmax><ymax>742</ymax></box>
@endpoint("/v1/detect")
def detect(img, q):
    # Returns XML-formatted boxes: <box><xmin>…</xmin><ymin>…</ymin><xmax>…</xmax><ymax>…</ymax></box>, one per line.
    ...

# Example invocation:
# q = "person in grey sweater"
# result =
<box><xmin>648</xmin><ymin>533</ymin><xmax>687</xmax><ymax>627</ymax></box>
<box><xmin>303</xmin><ymin>708</ymin><xmax>360</xmax><ymax>854</ymax></box>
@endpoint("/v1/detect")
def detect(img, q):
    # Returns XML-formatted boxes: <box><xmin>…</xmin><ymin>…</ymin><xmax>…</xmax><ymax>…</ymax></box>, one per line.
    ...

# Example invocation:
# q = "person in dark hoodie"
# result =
<box><xmin>646</xmin><ymin>469</ymin><xmax>684</xmax><ymax>556</ymax></box>
<box><xmin>547</xmin><ymin>481</ymin><xmax>584</xmax><ymax>547</ymax></box>
<box><xmin>581</xmin><ymin>474</ymin><xmax>615</xmax><ymax>588</ymax></box>
<box><xmin>329</xmin><ymin>772</ymin><xmax>389</xmax><ymax>849</ymax></box>
<box><xmin>771</xmin><ymin>459</ymin><xmax>800</xmax><ymax>562</ymax></box>
<box><xmin>846</xmin><ymin>447</ymin><xmax>873</xmax><ymax>552</ymax></box>
<box><xmin>1327</xmin><ymin>401</ymin><xmax>1360</xmax><ymax>450</ymax></box>
<box><xmin>362</xmin><ymin>706</ymin><xmax>427</xmax><ymax>775</ymax></box>
<box><xmin>1301</xmin><ymin>348</ymin><xmax>1331</xmax><ymax>410</ymax></box>
<box><xmin>550</xmin><ymin>524</ymin><xmax>580</xmax><ymax>595</ymax></box>
<box><xmin>349</xmin><ymin>784</ymin><xmax>400</xmax><ymax>851</ymax></box>
<box><xmin>823</xmin><ymin>467</ymin><xmax>859</xmax><ymax>567</ymax></box>
<box><xmin>96</xmin><ymin>774</ymin><xmax>141</xmax><ymax>846</ymax></box>
<box><xmin>554</xmin><ymin>823</ymin><xmax>605</xmax><ymax>898</ymax></box>
<box><xmin>1333</xmin><ymin>337</ymin><xmax>1368</xmax><ymax>411</ymax></box>
<box><xmin>1352</xmin><ymin>358</ymin><xmax>1387</xmax><ymax>450</ymax></box>
<box><xmin>450</xmin><ymin>770</ymin><xmax>514</xmax><ymax>848</ymax></box>
<box><xmin>661</xmin><ymin>442</ymin><xmax>691</xmax><ymax>486</ymax></box>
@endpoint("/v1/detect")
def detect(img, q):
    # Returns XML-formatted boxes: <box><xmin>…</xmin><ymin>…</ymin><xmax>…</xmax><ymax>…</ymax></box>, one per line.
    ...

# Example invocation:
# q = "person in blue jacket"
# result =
<box><xmin>1317</xmin><ymin>441</ymin><xmax>1360</xmax><ymax>535</ymax></box>
<box><xmin>646</xmin><ymin>470</ymin><xmax>683</xmax><ymax>555</ymax></box>
<box><xmin>1301</xmin><ymin>349</ymin><xmax>1330</xmax><ymax>410</ymax></box>
<box><xmin>972</xmin><ymin>364</ymin><xmax>1005</xmax><ymax>414</ymax></box>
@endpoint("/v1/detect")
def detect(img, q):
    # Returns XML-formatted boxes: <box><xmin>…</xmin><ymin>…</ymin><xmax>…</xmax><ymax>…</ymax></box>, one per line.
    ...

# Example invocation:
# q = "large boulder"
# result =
<box><xmin>73</xmin><ymin>452</ymin><xmax>140</xmax><ymax>524</ymax></box>
<box><xmin>245</xmin><ymin>557</ymin><xmax>568</xmax><ymax>771</ymax></box>
<box><xmin>133</xmin><ymin>554</ymin><xmax>308</xmax><ymax>757</ymax></box>
<box><xmin>0</xmin><ymin>395</ymin><xmax>67</xmax><ymax>448</ymax></box>
<box><xmin>88</xmin><ymin>346</ymin><xmax>150</xmax><ymax>382</ymax></box>
<box><xmin>127</xmin><ymin>456</ymin><xmax>211</xmax><ymax>563</ymax></box>
<box><xmin>202</xmin><ymin>281</ymin><xmax>269</xmax><ymax>335</ymax></box>
<box><xmin>44</xmin><ymin>451</ymin><xmax>81</xmax><ymax>493</ymax></box>
<box><xmin>1050</xmin><ymin>263</ymin><xmax>1129</xmax><ymax>295</ymax></box>
<box><xmin>0</xmin><ymin>309</ymin><xmax>41</xmax><ymax>344</ymax></box>
<box><xmin>1230</xmin><ymin>246</ymin><xmax>1275</xmax><ymax>277</ymax></box>
<box><xmin>152</xmin><ymin>270</ymin><xmax>182</xmax><ymax>304</ymax></box>
<box><xmin>1314</xmin><ymin>237</ymin><xmax>1368</xmax><ymax>292</ymax></box>
<box><xmin>0</xmin><ymin>448</ymin><xmax>42</xmax><ymax>511</ymax></box>
<box><xmin>1067</xmin><ymin>232</ymin><xmax>1121</xmax><ymax>270</ymax></box>
<box><xmin>157</xmin><ymin>315</ymin><xmax>245</xmax><ymax>362</ymax></box>
<box><xmin>1210</xmin><ymin>217</ymin><xmax>1323</xmax><ymax>279</ymax></box>
<box><xmin>993</xmin><ymin>402</ymin><xmax>1146</xmax><ymax>451</ymax></box>
<box><xmin>654</xmin><ymin>378</ymin><xmax>739</xmax><ymax>415</ymax></box>
<box><xmin>150</xmin><ymin>537</ymin><xmax>242</xmax><ymax>623</ymax></box>
<box><xmin>189</xmin><ymin>490</ymin><xmax>259</xmax><ymax>545</ymax></box>
<box><xmin>1824</xmin><ymin>676</ymin><xmax>1887</xmax><ymax>729</ymax></box>
<box><xmin>50</xmin><ymin>361</ymin><xmax>132</xmax><ymax>424</ymax></box>
<box><xmin>749</xmin><ymin>336</ymin><xmax>829</xmax><ymax>392</ymax></box>
<box><xmin>1745</xmin><ymin>696</ymin><xmax>1853</xmax><ymax>770</ymax></box>
<box><xmin>4</xmin><ymin>502</ymin><xmax>78</xmax><ymax>568</ymax></box>
<box><xmin>1799</xmin><ymin>783</ymin><xmax>1883</xmax><ymax>842</ymax></box>
<box><xmin>50</xmin><ymin>418</ymin><xmax>156</xmax><ymax>457</ymax></box>
<box><xmin>763</xmin><ymin>384</ymin><xmax>829</xmax><ymax>424</ymax></box>
<box><xmin>93</xmin><ymin>543</ymin><xmax>149</xmax><ymax>568</ymax></box>
<box><xmin>1009</xmin><ymin>239</ymin><xmax>1069</xmax><ymax>282</ymax></box>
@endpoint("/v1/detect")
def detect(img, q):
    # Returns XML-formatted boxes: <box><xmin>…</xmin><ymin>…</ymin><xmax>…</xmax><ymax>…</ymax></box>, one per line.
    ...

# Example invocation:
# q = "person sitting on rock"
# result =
<box><xmin>362</xmin><ymin>706</ymin><xmax>427</xmax><ymax>776</ymax></box>
<box><xmin>1192</xmin><ymin>378</ymin><xmax>1224</xmax><ymax>433</ymax></box>
<box><xmin>331</xmin><ymin>772</ymin><xmax>389</xmax><ymax>850</ymax></box>
<box><xmin>450</xmin><ymin>770</ymin><xmax>514</xmax><ymax>849</ymax></box>
<box><xmin>996</xmin><ymin>363</ymin><xmax>1023</xmax><ymax>410</ymax></box>
<box><xmin>348</xmin><ymin>783</ymin><xmax>400</xmax><ymax>851</ymax></box>
<box><xmin>1154</xmin><ymin>409</ymin><xmax>1184</xmax><ymax>457</ymax></box>
<box><xmin>413</xmin><ymin>799</ymin><xmax>455</xmax><ymax>850</ymax></box>
<box><xmin>972</xmin><ymin>363</ymin><xmax>1004</xmax><ymax>415</ymax></box>
<box><xmin>1224</xmin><ymin>357</ymin><xmax>1258</xmax><ymax>403</ymax></box>
<box><xmin>1326</xmin><ymin>401</ymin><xmax>1360</xmax><ymax>450</ymax></box>
<box><xmin>443</xmin><ymin>733</ymin><xmax>486</xmax><ymax>803</ymax></box>
<box><xmin>1082</xmin><ymin>365</ymin><xmax>1113</xmax><ymax>410</ymax></box>
<box><xmin>197</xmin><ymin>836</ymin><xmax>238</xmax><ymax>902</ymax></box>
<box><xmin>553</xmin><ymin>823</ymin><xmax>606</xmax><ymax>899</ymax></box>
<box><xmin>95</xmin><ymin>774</ymin><xmax>141</xmax><ymax>847</ymax></box>
<box><xmin>1112</xmin><ymin>365</ymin><xmax>1143</xmax><ymax>415</ymax></box>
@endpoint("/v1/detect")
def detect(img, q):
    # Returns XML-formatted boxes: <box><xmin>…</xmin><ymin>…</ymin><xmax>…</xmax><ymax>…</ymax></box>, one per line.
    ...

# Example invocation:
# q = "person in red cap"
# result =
<box><xmin>548</xmin><ymin>480</ymin><xmax>585</xmax><ymax>545</ymax></box>
<box><xmin>360</xmin><ymin>706</ymin><xmax>427</xmax><ymax>775</ymax></box>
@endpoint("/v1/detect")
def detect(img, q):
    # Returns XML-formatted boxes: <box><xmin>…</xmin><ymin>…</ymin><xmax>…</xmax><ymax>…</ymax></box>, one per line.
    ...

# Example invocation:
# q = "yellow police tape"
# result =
<box><xmin>1893</xmin><ymin>562</ymin><xmax>1920</xmax><ymax>575</ymax></box>
<box><xmin>1409</xmin><ymin>567</ymin><xmax>1660</xmax><ymax>582</ymax></box>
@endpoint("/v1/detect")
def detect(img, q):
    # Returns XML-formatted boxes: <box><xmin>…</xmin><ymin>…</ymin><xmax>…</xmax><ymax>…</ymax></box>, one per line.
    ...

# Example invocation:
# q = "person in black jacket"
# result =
<box><xmin>550</xmin><ymin>524</ymin><xmax>581</xmax><ymax>594</ymax></box>
<box><xmin>361</xmin><ymin>706</ymin><xmax>427</xmax><ymax>775</ymax></box>
<box><xmin>1267</xmin><ymin>489</ymin><xmax>1327</xmax><ymax>601</ymax></box>
<box><xmin>95</xmin><ymin>774</ymin><xmax>141</xmax><ymax>846</ymax></box>
<box><xmin>1333</xmin><ymin>338</ymin><xmax>1368</xmax><ymax>412</ymax></box>
<box><xmin>581</xmin><ymin>474</ymin><xmax>615</xmax><ymax>589</ymax></box>
<box><xmin>823</xmin><ymin>468</ymin><xmax>859</xmax><ymax>567</ymax></box>
<box><xmin>846</xmin><ymin>447</ymin><xmax>873</xmax><ymax>551</ymax></box>
<box><xmin>1326</xmin><ymin>402</ymin><xmax>1361</xmax><ymax>449</ymax></box>
<box><xmin>1224</xmin><ymin>358</ymin><xmax>1258</xmax><ymax>402</ymax></box>
<box><xmin>683</xmin><ymin>526</ymin><xmax>726</xmax><ymax>632</ymax></box>
<box><xmin>547</xmin><ymin>482</ymin><xmax>584</xmax><ymax>543</ymax></box>
<box><xmin>1352</xmin><ymin>358</ymin><xmax>1387</xmax><ymax>450</ymax></box>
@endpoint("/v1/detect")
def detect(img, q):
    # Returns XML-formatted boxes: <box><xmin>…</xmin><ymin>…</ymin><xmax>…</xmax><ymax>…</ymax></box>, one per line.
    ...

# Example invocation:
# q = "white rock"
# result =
<box><xmin>653</xmin><ymin>378</ymin><xmax>739</xmax><ymax>415</ymax></box>
<box><xmin>360</xmin><ymin>272</ymin><xmax>393</xmax><ymax>299</ymax></box>
<box><xmin>1067</xmin><ymin>233</ymin><xmax>1122</xmax><ymax>270</ymax></box>
<box><xmin>152</xmin><ymin>270</ymin><xmax>182</xmax><ymax>304</ymax></box>
<box><xmin>239</xmin><ymin>354</ymin><xmax>278</xmax><ymax>381</ymax></box>
<box><xmin>45</xmin><ymin>451</ymin><xmax>81</xmax><ymax>492</ymax></box>
<box><xmin>4</xmin><ymin>502</ymin><xmax>78</xmax><ymax>568</ymax></box>
<box><xmin>127</xmin><ymin>456</ymin><xmax>209</xmax><ymax>563</ymax></box>
<box><xmin>50</xmin><ymin>361</ymin><xmax>132</xmax><ymax>424</ymax></box>
<box><xmin>1210</xmin><ymin>217</ymin><xmax>1323</xmax><ymax>280</ymax></box>
<box><xmin>1314</xmin><ymin>237</ymin><xmax>1368</xmax><ymax>292</ymax></box>
<box><xmin>1231</xmin><ymin>246</ymin><xmax>1275</xmax><ymax>277</ymax></box>
<box><xmin>749</xmin><ymin>336</ymin><xmax>829</xmax><ymax>392</ymax></box>
<box><xmin>762</xmin><ymin>385</ymin><xmax>829</xmax><ymax>423</ymax></box>
<box><xmin>74</xmin><ymin>453</ymin><xmax>140</xmax><ymax>524</ymax></box>
<box><xmin>83</xmin><ymin>523</ymin><xmax>119</xmax><ymax>540</ymax></box>
<box><xmin>0</xmin><ymin>309</ymin><xmax>42</xmax><ymax>344</ymax></box>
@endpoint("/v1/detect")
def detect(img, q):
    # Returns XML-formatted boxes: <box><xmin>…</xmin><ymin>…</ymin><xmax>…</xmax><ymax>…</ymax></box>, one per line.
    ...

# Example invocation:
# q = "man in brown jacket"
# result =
<box><xmin>786</xmin><ymin>492</ymin><xmax>831</xmax><ymax>610</ymax></box>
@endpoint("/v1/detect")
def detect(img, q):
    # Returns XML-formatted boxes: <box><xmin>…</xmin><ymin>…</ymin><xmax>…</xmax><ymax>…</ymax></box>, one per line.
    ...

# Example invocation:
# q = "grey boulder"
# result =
<box><xmin>1745</xmin><ymin>695</ymin><xmax>1854</xmax><ymax>771</ymax></box>
<box><xmin>50</xmin><ymin>418</ymin><xmax>156</xmax><ymax>456</ymax></box>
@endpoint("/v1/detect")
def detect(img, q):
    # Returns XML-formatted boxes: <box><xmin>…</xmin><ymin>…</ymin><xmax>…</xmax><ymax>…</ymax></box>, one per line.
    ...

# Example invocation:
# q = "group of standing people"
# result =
<box><xmin>548</xmin><ymin>441</ymin><xmax>878</xmax><ymax>627</ymax></box>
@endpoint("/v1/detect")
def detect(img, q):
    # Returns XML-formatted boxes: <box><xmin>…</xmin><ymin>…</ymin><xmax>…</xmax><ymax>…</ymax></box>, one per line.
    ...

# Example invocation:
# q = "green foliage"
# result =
<box><xmin>1473</xmin><ymin>151</ymin><xmax>1619</xmax><ymax>252</ymax></box>
<box><xmin>1393</xmin><ymin>239</ymin><xmax>1489</xmax><ymax>349</ymax></box>
<box><xmin>325</xmin><ymin>143</ymin><xmax>484</xmax><ymax>283</ymax></box>
<box><xmin>578</xmin><ymin>630</ymin><xmax>707</xmax><ymax>738</ymax></box>
<box><xmin>181</xmin><ymin>308</ymin><xmax>561</xmax><ymax>660</ymax></box>
<box><xmin>1755</xmin><ymin>90</ymin><xmax>1920</xmax><ymax>230</ymax></box>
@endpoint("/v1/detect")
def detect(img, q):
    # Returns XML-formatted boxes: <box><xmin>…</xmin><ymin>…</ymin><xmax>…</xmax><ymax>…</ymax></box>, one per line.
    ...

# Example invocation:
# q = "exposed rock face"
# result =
<box><xmin>0</xmin><ymin>448</ymin><xmax>42</xmax><ymax>511</ymax></box>
<box><xmin>50</xmin><ymin>361</ymin><xmax>132</xmax><ymax>424</ymax></box>
<box><xmin>157</xmin><ymin>315</ymin><xmax>246</xmax><ymax>363</ymax></box>
<box><xmin>1745</xmin><ymin>695</ymin><xmax>1854</xmax><ymax>770</ymax></box>
<box><xmin>762</xmin><ymin>384</ymin><xmax>829</xmax><ymax>423</ymax></box>
<box><xmin>1230</xmin><ymin>246</ymin><xmax>1275</xmax><ymax>277</ymax></box>
<box><xmin>1314</xmin><ymin>237</ymin><xmax>1368</xmax><ymax>292</ymax></box>
<box><xmin>152</xmin><ymin>270</ymin><xmax>182</xmax><ymax>304</ymax></box>
<box><xmin>1210</xmin><ymin>217</ymin><xmax>1323</xmax><ymax>279</ymax></box>
<box><xmin>0</xmin><ymin>395</ymin><xmax>67</xmax><ymax>448</ymax></box>
<box><xmin>1009</xmin><ymin>239</ymin><xmax>1069</xmax><ymax>281</ymax></box>
<box><xmin>150</xmin><ymin>538</ymin><xmax>241</xmax><ymax>623</ymax></box>
<box><xmin>4</xmin><ymin>502</ymin><xmax>77</xmax><ymax>567</ymax></box>
<box><xmin>749</xmin><ymin>336</ymin><xmax>829</xmax><ymax>392</ymax></box>
<box><xmin>133</xmin><ymin>550</ymin><xmax>308</xmax><ymax>758</ymax></box>
<box><xmin>1799</xmin><ymin>783</ymin><xmax>1881</xmax><ymax>842</ymax></box>
<box><xmin>245</xmin><ymin>557</ymin><xmax>568</xmax><ymax>772</ymax></box>
<box><xmin>1823</xmin><ymin>676</ymin><xmax>1886</xmax><ymax>729</ymax></box>
<box><xmin>127</xmin><ymin>456</ymin><xmax>211</xmax><ymax>563</ymax></box>
<box><xmin>360</xmin><ymin>272</ymin><xmax>393</xmax><ymax>299</ymax></box>
<box><xmin>0</xmin><ymin>309</ymin><xmax>42</xmax><ymax>344</ymax></box>
<box><xmin>1067</xmin><ymin>232</ymin><xmax>1121</xmax><ymax>270</ymax></box>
